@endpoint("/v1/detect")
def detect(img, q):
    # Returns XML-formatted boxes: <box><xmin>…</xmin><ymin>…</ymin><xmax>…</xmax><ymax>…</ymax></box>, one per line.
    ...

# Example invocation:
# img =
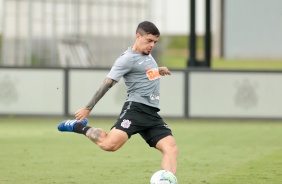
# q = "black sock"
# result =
<box><xmin>73</xmin><ymin>123</ymin><xmax>91</xmax><ymax>135</ymax></box>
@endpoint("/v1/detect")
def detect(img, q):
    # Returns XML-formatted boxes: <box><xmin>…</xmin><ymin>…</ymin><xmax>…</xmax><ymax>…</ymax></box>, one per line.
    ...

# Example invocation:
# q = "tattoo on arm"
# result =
<box><xmin>87</xmin><ymin>128</ymin><xmax>102</xmax><ymax>143</ymax></box>
<box><xmin>85</xmin><ymin>78</ymin><xmax>117</xmax><ymax>110</ymax></box>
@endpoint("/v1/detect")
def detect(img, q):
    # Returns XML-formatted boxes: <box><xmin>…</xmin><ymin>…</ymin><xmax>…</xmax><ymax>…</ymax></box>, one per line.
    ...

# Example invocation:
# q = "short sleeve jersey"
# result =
<box><xmin>107</xmin><ymin>47</ymin><xmax>161</xmax><ymax>109</ymax></box>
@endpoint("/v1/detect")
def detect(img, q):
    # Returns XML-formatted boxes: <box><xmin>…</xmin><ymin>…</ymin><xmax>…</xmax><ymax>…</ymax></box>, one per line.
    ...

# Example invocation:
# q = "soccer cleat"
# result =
<box><xmin>57</xmin><ymin>118</ymin><xmax>88</xmax><ymax>132</ymax></box>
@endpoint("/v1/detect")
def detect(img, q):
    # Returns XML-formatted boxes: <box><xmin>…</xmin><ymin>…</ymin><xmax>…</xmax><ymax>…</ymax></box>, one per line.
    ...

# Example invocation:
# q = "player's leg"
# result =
<box><xmin>58</xmin><ymin>102</ymin><xmax>139</xmax><ymax>151</ymax></box>
<box><xmin>85</xmin><ymin>127</ymin><xmax>128</xmax><ymax>151</ymax></box>
<box><xmin>58</xmin><ymin>118</ymin><xmax>128</xmax><ymax>152</ymax></box>
<box><xmin>139</xmin><ymin>118</ymin><xmax>178</xmax><ymax>174</ymax></box>
<box><xmin>141</xmin><ymin>129</ymin><xmax>178</xmax><ymax>175</ymax></box>
<box><xmin>88</xmin><ymin>101</ymin><xmax>141</xmax><ymax>151</ymax></box>
<box><xmin>155</xmin><ymin>135</ymin><xmax>178</xmax><ymax>175</ymax></box>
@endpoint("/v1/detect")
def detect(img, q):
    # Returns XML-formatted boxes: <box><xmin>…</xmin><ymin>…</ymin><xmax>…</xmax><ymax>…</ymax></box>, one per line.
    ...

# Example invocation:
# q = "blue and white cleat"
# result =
<box><xmin>57</xmin><ymin>118</ymin><xmax>88</xmax><ymax>132</ymax></box>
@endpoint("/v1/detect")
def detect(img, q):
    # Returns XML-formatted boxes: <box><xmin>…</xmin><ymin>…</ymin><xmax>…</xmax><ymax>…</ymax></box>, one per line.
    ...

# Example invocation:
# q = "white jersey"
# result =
<box><xmin>107</xmin><ymin>47</ymin><xmax>161</xmax><ymax>109</ymax></box>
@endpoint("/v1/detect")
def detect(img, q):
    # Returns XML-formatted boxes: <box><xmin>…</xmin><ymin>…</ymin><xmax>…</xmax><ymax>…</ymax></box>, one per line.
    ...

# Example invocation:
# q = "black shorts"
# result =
<box><xmin>111</xmin><ymin>101</ymin><xmax>172</xmax><ymax>147</ymax></box>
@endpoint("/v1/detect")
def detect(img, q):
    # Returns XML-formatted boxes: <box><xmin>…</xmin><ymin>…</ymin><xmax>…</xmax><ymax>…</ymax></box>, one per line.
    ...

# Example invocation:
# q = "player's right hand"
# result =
<box><xmin>74</xmin><ymin>108</ymin><xmax>91</xmax><ymax>122</ymax></box>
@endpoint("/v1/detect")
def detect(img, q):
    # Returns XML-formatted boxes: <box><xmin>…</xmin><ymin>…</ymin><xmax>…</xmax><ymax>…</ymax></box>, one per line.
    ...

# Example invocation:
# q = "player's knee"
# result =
<box><xmin>171</xmin><ymin>144</ymin><xmax>178</xmax><ymax>156</ymax></box>
<box><xmin>157</xmin><ymin>137</ymin><xmax>178</xmax><ymax>155</ymax></box>
<box><xmin>163</xmin><ymin>142</ymin><xmax>178</xmax><ymax>156</ymax></box>
<box><xmin>166</xmin><ymin>142</ymin><xmax>178</xmax><ymax>156</ymax></box>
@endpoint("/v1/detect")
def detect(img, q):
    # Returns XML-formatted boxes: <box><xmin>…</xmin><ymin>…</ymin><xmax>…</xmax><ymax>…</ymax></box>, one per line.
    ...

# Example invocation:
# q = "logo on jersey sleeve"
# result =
<box><xmin>146</xmin><ymin>68</ymin><xmax>160</xmax><ymax>81</ymax></box>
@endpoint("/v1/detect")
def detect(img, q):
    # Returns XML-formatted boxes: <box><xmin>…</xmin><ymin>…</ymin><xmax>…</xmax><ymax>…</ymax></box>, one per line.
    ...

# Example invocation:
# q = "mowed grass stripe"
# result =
<box><xmin>207</xmin><ymin>149</ymin><xmax>282</xmax><ymax>184</ymax></box>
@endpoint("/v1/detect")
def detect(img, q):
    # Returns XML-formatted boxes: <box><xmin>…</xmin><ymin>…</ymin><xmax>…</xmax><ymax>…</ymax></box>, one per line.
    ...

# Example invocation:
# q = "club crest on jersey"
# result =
<box><xmin>121</xmin><ymin>119</ymin><xmax>131</xmax><ymax>129</ymax></box>
<box><xmin>146</xmin><ymin>68</ymin><xmax>160</xmax><ymax>81</ymax></box>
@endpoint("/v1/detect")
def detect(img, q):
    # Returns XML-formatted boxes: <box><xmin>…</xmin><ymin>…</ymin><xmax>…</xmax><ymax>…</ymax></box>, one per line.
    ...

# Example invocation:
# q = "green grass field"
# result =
<box><xmin>1</xmin><ymin>117</ymin><xmax>282</xmax><ymax>184</ymax></box>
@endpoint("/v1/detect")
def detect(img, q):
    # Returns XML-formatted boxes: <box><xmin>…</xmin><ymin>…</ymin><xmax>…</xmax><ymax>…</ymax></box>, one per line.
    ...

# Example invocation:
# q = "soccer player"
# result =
<box><xmin>58</xmin><ymin>21</ymin><xmax>178</xmax><ymax>174</ymax></box>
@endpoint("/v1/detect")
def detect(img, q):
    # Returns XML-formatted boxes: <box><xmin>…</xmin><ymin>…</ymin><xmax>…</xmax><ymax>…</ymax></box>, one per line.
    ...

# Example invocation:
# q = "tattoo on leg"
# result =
<box><xmin>87</xmin><ymin>128</ymin><xmax>102</xmax><ymax>143</ymax></box>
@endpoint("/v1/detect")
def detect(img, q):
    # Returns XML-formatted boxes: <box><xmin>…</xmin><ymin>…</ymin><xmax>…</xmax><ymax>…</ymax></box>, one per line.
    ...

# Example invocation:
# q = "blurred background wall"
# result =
<box><xmin>0</xmin><ymin>0</ymin><xmax>214</xmax><ymax>67</ymax></box>
<box><xmin>0</xmin><ymin>0</ymin><xmax>150</xmax><ymax>67</ymax></box>
<box><xmin>223</xmin><ymin>0</ymin><xmax>282</xmax><ymax>59</ymax></box>
<box><xmin>1</xmin><ymin>0</ymin><xmax>281</xmax><ymax>68</ymax></box>
<box><xmin>0</xmin><ymin>0</ymin><xmax>282</xmax><ymax>119</ymax></box>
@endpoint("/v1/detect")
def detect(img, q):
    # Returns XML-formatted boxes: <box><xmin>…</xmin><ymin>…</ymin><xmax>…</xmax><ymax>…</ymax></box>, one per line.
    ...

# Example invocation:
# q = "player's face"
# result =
<box><xmin>136</xmin><ymin>33</ymin><xmax>159</xmax><ymax>55</ymax></box>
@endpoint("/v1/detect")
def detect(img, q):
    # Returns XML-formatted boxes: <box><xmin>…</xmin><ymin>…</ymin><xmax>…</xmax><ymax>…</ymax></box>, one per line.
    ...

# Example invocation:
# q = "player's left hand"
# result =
<box><xmin>74</xmin><ymin>108</ymin><xmax>90</xmax><ymax>122</ymax></box>
<box><xmin>158</xmin><ymin>67</ymin><xmax>171</xmax><ymax>76</ymax></box>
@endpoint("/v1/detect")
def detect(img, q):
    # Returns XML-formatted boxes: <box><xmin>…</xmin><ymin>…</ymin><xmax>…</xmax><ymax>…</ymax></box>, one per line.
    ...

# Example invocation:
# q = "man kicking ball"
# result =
<box><xmin>58</xmin><ymin>21</ymin><xmax>178</xmax><ymax>175</ymax></box>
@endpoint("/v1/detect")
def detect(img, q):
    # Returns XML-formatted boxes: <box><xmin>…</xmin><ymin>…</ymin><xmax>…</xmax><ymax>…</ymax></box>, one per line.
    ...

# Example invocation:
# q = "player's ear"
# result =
<box><xmin>136</xmin><ymin>33</ymin><xmax>141</xmax><ymax>40</ymax></box>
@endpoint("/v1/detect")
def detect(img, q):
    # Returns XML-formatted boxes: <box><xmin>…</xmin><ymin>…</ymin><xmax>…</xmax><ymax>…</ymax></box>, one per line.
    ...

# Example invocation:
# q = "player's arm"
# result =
<box><xmin>85</xmin><ymin>77</ymin><xmax>117</xmax><ymax>110</ymax></box>
<box><xmin>158</xmin><ymin>67</ymin><xmax>171</xmax><ymax>76</ymax></box>
<box><xmin>74</xmin><ymin>77</ymin><xmax>117</xmax><ymax>122</ymax></box>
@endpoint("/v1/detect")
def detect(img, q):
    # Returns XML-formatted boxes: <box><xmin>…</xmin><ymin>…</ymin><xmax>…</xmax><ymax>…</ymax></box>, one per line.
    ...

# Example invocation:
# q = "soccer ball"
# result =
<box><xmin>150</xmin><ymin>170</ymin><xmax>178</xmax><ymax>184</ymax></box>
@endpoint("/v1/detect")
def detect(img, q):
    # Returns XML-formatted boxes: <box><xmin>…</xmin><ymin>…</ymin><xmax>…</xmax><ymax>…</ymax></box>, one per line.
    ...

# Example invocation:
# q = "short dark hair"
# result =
<box><xmin>136</xmin><ymin>21</ymin><xmax>160</xmax><ymax>36</ymax></box>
